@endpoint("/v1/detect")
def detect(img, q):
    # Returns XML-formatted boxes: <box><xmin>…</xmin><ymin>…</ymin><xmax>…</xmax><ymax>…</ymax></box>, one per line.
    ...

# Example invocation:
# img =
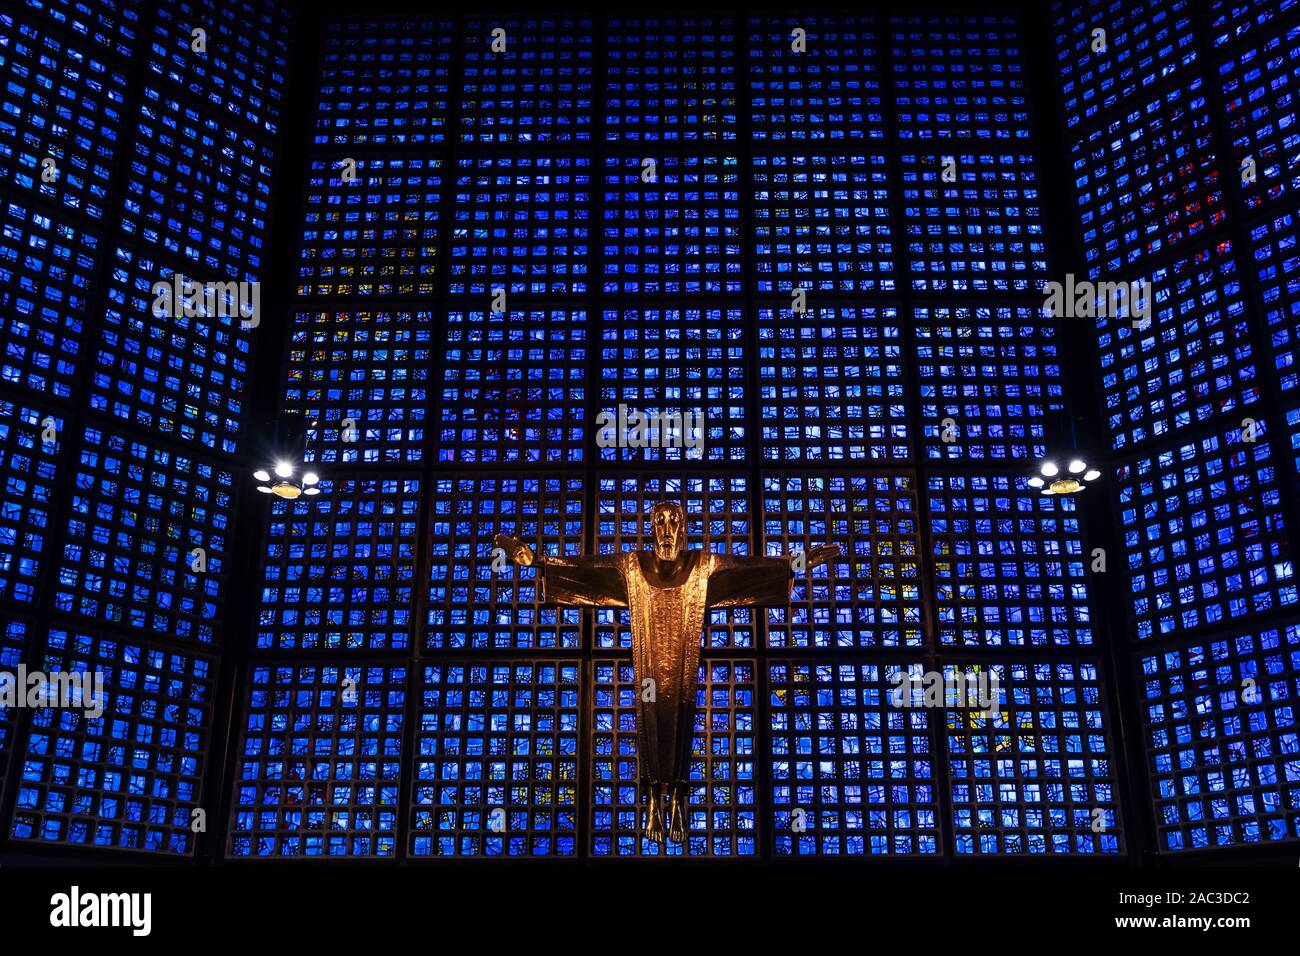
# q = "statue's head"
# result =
<box><xmin>650</xmin><ymin>501</ymin><xmax>686</xmax><ymax>561</ymax></box>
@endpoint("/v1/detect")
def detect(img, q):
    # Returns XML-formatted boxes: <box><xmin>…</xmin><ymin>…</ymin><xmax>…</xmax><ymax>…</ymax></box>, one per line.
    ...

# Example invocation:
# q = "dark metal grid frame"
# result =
<box><xmin>0</xmin><ymin>0</ymin><xmax>299</xmax><ymax>866</ymax></box>
<box><xmin>900</xmin><ymin>150</ymin><xmax>1050</xmax><ymax>294</ymax></box>
<box><xmin>12</xmin><ymin>0</ymin><xmax>145</xmax><ymax>61</ymax></box>
<box><xmin>254</xmin><ymin>474</ymin><xmax>420</xmax><ymax>652</ymax></box>
<box><xmin>457</xmin><ymin>16</ymin><xmax>596</xmax><ymax>146</ymax></box>
<box><xmin>600</xmin><ymin>154</ymin><xmax>744</xmax><ymax>295</ymax></box>
<box><xmin>943</xmin><ymin>656</ymin><xmax>1125</xmax><ymax>856</ymax></box>
<box><xmin>1249</xmin><ymin>206</ymin><xmax>1300</xmax><ymax>395</ymax></box>
<box><xmin>54</xmin><ymin>421</ymin><xmax>236</xmax><ymax>647</ymax></box>
<box><xmin>1219</xmin><ymin>23</ymin><xmax>1300</xmax><ymax>217</ymax></box>
<box><xmin>447</xmin><ymin>153</ymin><xmax>594</xmax><ymax>296</ymax></box>
<box><xmin>1114</xmin><ymin>417</ymin><xmax>1295</xmax><ymax>643</ymax></box>
<box><xmin>0</xmin><ymin>1</ymin><xmax>1180</xmax><ymax>868</ymax></box>
<box><xmin>1207</xmin><ymin>0</ymin><xmax>1299</xmax><ymax>49</ymax></box>
<box><xmin>1069</xmin><ymin>76</ymin><xmax>1228</xmax><ymax>280</ymax></box>
<box><xmin>0</xmin><ymin>614</ymin><xmax>32</xmax><ymax>797</ymax></box>
<box><xmin>124</xmin><ymin>84</ymin><xmax>277</xmax><ymax>284</ymax></box>
<box><xmin>750</xmin><ymin>151</ymin><xmax>896</xmax><ymax>294</ymax></box>
<box><xmin>146</xmin><ymin>0</ymin><xmax>292</xmax><ymax>140</ymax></box>
<box><xmin>0</xmin><ymin>400</ymin><xmax>62</xmax><ymax>608</ymax></box>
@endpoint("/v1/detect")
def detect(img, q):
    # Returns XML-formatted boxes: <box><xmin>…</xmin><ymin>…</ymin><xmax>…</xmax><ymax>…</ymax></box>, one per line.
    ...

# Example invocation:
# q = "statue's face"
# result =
<box><xmin>651</xmin><ymin>504</ymin><xmax>686</xmax><ymax>561</ymax></box>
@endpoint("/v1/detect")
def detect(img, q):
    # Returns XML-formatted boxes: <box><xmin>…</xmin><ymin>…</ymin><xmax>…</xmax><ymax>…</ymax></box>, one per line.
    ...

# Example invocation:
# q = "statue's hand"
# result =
<box><xmin>493</xmin><ymin>533</ymin><xmax>535</xmax><ymax>568</ymax></box>
<box><xmin>807</xmin><ymin>543</ymin><xmax>841</xmax><ymax>568</ymax></box>
<box><xmin>791</xmin><ymin>543</ymin><xmax>840</xmax><ymax>572</ymax></box>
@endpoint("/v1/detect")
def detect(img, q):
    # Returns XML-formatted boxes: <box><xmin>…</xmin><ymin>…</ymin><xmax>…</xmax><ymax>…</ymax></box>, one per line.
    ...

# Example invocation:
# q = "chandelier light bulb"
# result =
<box><xmin>1068</xmin><ymin>459</ymin><xmax>1086</xmax><ymax>474</ymax></box>
<box><xmin>1040</xmin><ymin>461</ymin><xmax>1058</xmax><ymax>477</ymax></box>
<box><xmin>1084</xmin><ymin>469</ymin><xmax>1101</xmax><ymax>482</ymax></box>
<box><xmin>253</xmin><ymin>469</ymin><xmax>271</xmax><ymax>482</ymax></box>
<box><xmin>274</xmin><ymin>461</ymin><xmax>294</xmax><ymax>478</ymax></box>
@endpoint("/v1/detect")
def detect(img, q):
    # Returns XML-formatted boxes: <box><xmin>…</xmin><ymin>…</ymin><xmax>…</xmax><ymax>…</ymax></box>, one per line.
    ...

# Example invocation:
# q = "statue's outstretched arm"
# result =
<box><xmin>705</xmin><ymin>544</ymin><xmax>841</xmax><ymax>609</ymax></box>
<box><xmin>492</xmin><ymin>533</ymin><xmax>627</xmax><ymax>607</ymax></box>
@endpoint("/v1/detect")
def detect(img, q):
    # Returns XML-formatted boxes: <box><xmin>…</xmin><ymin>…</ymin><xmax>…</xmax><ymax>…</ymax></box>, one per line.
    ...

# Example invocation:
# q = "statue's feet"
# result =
<box><xmin>644</xmin><ymin>788</ymin><xmax>666</xmax><ymax>843</ymax></box>
<box><xmin>668</xmin><ymin>786</ymin><xmax>686</xmax><ymax>843</ymax></box>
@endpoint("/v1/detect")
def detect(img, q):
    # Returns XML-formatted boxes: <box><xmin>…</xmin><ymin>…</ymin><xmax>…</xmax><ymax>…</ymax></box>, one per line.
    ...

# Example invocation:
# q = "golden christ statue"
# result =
<box><xmin>495</xmin><ymin>501</ymin><xmax>838</xmax><ymax>844</ymax></box>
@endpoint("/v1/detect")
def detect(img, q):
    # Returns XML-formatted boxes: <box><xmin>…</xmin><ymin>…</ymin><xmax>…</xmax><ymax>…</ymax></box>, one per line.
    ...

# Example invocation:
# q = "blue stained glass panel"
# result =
<box><xmin>1117</xmin><ymin>420</ymin><xmax>1296</xmax><ymax>640</ymax></box>
<box><xmin>0</xmin><ymin>11</ymin><xmax>129</xmax><ymax>221</ymax></box>
<box><xmin>426</xmin><ymin>476</ymin><xmax>583</xmax><ymax>651</ymax></box>
<box><xmin>747</xmin><ymin>15</ymin><xmax>885</xmax><ymax>142</ymax></box>
<box><xmin>410</xmin><ymin>661</ymin><xmax>580</xmax><ymax>858</ymax></box>
<box><xmin>762</xmin><ymin>474</ymin><xmax>923</xmax><ymax>650</ymax></box>
<box><xmin>56</xmin><ymin>426</ymin><xmax>234</xmax><ymax>645</ymax></box>
<box><xmin>0</xmin><ymin>197</ymin><xmax>97</xmax><ymax>400</ymax></box>
<box><xmin>947</xmin><ymin>660</ymin><xmax>1123</xmax><ymax>855</ymax></box>
<box><xmin>256</xmin><ymin>476</ymin><xmax>418</xmax><ymax>651</ymax></box>
<box><xmin>10</xmin><ymin>628</ymin><xmax>213</xmax><ymax>856</ymax></box>
<box><xmin>1051</xmin><ymin>0</ymin><xmax>1198</xmax><ymax>130</ymax></box>
<box><xmin>769</xmin><ymin>660</ymin><xmax>939</xmax><ymax>855</ymax></box>
<box><xmin>314</xmin><ymin>17</ymin><xmax>454</xmax><ymax>147</ymax></box>
<box><xmin>928</xmin><ymin>474</ymin><xmax>1092</xmax><ymax>648</ymax></box>
<box><xmin>93</xmin><ymin>244</ymin><xmax>252</xmax><ymax>455</ymax></box>
<box><xmin>1140</xmin><ymin>625</ymin><xmax>1300</xmax><ymax>851</ymax></box>
<box><xmin>228</xmin><ymin>663</ymin><xmax>405</xmax><ymax>858</ymax></box>
<box><xmin>591</xmin><ymin>659</ymin><xmax>757</xmax><ymax>857</ymax></box>
<box><xmin>284</xmin><ymin>309</ymin><xmax>433</xmax><ymax>465</ymax></box>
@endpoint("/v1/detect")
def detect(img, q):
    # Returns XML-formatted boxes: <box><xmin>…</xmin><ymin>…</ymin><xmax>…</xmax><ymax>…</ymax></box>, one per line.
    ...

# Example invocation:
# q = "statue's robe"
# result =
<box><xmin>540</xmin><ymin>550</ymin><xmax>791</xmax><ymax>794</ymax></box>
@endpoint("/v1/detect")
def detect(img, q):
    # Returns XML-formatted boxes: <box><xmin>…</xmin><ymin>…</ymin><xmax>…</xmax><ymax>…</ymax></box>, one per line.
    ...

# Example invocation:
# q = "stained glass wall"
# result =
<box><xmin>10</xmin><ymin>3</ymin><xmax>1297</xmax><ymax>866</ymax></box>
<box><xmin>0</xmin><ymin>0</ymin><xmax>293</xmax><ymax>856</ymax></box>
<box><xmin>218</xmin><ymin>9</ymin><xmax>1128</xmax><ymax>864</ymax></box>
<box><xmin>1051</xmin><ymin>0</ymin><xmax>1300</xmax><ymax>853</ymax></box>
